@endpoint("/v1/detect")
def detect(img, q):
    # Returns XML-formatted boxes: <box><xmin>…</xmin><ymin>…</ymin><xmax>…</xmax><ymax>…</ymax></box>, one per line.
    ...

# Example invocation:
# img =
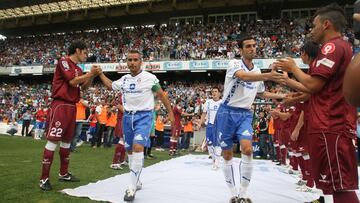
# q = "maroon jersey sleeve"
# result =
<box><xmin>311</xmin><ymin>40</ymin><xmax>350</xmax><ymax>79</ymax></box>
<box><xmin>58</xmin><ymin>59</ymin><xmax>77</xmax><ymax>82</ymax></box>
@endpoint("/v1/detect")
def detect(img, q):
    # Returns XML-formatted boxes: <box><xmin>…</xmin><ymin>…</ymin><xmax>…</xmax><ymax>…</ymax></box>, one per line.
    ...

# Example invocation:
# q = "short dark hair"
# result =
<box><xmin>68</xmin><ymin>41</ymin><xmax>87</xmax><ymax>55</ymax></box>
<box><xmin>128</xmin><ymin>49</ymin><xmax>142</xmax><ymax>59</ymax></box>
<box><xmin>300</xmin><ymin>41</ymin><xmax>319</xmax><ymax>60</ymax></box>
<box><xmin>212</xmin><ymin>86</ymin><xmax>220</xmax><ymax>91</ymax></box>
<box><xmin>314</xmin><ymin>3</ymin><xmax>347</xmax><ymax>32</ymax></box>
<box><xmin>238</xmin><ymin>36</ymin><xmax>256</xmax><ymax>49</ymax></box>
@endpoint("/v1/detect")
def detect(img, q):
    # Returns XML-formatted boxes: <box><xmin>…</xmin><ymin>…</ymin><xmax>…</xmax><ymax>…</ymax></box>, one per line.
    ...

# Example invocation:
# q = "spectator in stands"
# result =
<box><xmin>258</xmin><ymin>111</ymin><xmax>269</xmax><ymax>159</ymax></box>
<box><xmin>21</xmin><ymin>109</ymin><xmax>32</xmax><ymax>137</ymax></box>
<box><xmin>105</xmin><ymin>106</ymin><xmax>117</xmax><ymax>148</ymax></box>
<box><xmin>92</xmin><ymin>100</ymin><xmax>108</xmax><ymax>148</ymax></box>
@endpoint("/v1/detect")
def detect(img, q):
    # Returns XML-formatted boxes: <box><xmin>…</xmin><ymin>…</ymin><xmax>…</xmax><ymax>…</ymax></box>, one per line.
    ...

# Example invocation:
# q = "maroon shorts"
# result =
<box><xmin>171</xmin><ymin>125</ymin><xmax>182</xmax><ymax>137</ymax></box>
<box><xmin>273</xmin><ymin>129</ymin><xmax>281</xmax><ymax>144</ymax></box>
<box><xmin>281</xmin><ymin>130</ymin><xmax>291</xmax><ymax>148</ymax></box>
<box><xmin>297</xmin><ymin>126</ymin><xmax>309</xmax><ymax>153</ymax></box>
<box><xmin>290</xmin><ymin>140</ymin><xmax>298</xmax><ymax>152</ymax></box>
<box><xmin>45</xmin><ymin>100</ymin><xmax>76</xmax><ymax>143</ymax></box>
<box><xmin>309</xmin><ymin>131</ymin><xmax>358</xmax><ymax>194</ymax></box>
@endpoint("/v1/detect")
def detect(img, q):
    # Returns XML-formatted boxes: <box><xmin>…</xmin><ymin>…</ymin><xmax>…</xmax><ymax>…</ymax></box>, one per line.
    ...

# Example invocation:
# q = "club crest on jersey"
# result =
<box><xmin>129</xmin><ymin>83</ymin><xmax>136</xmax><ymax>90</ymax></box>
<box><xmin>321</xmin><ymin>43</ymin><xmax>335</xmax><ymax>55</ymax></box>
<box><xmin>55</xmin><ymin>121</ymin><xmax>61</xmax><ymax>128</ymax></box>
<box><xmin>62</xmin><ymin>60</ymin><xmax>70</xmax><ymax>71</ymax></box>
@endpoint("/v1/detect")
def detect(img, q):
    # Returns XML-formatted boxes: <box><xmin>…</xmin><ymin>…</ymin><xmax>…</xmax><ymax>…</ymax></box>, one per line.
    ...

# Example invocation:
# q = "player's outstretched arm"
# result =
<box><xmin>69</xmin><ymin>65</ymin><xmax>101</xmax><ymax>88</ymax></box>
<box><xmin>99</xmin><ymin>72</ymin><xmax>113</xmax><ymax>90</ymax></box>
<box><xmin>257</xmin><ymin>91</ymin><xmax>285</xmax><ymax>100</ymax></box>
<box><xmin>343</xmin><ymin>53</ymin><xmax>360</xmax><ymax>106</ymax></box>
<box><xmin>234</xmin><ymin>69</ymin><xmax>284</xmax><ymax>82</ymax></box>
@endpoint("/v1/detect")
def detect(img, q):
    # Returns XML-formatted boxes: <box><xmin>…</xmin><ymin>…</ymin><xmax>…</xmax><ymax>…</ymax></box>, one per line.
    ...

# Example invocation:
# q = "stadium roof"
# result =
<box><xmin>0</xmin><ymin>0</ymin><xmax>154</xmax><ymax>20</ymax></box>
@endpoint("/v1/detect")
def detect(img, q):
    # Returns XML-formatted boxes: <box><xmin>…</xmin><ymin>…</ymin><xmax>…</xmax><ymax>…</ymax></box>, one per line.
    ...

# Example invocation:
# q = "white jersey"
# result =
<box><xmin>112</xmin><ymin>71</ymin><xmax>159</xmax><ymax>111</ymax></box>
<box><xmin>222</xmin><ymin>59</ymin><xmax>265</xmax><ymax>109</ymax></box>
<box><xmin>203</xmin><ymin>99</ymin><xmax>223</xmax><ymax>125</ymax></box>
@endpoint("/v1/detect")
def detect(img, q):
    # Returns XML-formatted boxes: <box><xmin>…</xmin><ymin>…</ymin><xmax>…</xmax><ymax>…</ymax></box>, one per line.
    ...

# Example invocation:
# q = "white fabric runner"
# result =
<box><xmin>62</xmin><ymin>154</ymin><xmax>360</xmax><ymax>203</ymax></box>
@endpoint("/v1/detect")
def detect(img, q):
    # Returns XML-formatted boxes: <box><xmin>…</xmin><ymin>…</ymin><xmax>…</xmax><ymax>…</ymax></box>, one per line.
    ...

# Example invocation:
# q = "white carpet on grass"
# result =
<box><xmin>62</xmin><ymin>154</ymin><xmax>360</xmax><ymax>203</ymax></box>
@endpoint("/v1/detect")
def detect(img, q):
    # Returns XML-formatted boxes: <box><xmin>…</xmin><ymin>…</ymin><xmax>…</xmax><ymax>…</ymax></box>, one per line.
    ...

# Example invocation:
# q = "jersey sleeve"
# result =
<box><xmin>112</xmin><ymin>77</ymin><xmax>124</xmax><ymax>92</ymax></box>
<box><xmin>311</xmin><ymin>42</ymin><xmax>342</xmax><ymax>79</ymax></box>
<box><xmin>226</xmin><ymin>60</ymin><xmax>244</xmax><ymax>78</ymax></box>
<box><xmin>203</xmin><ymin>100</ymin><xmax>209</xmax><ymax>113</ymax></box>
<box><xmin>57</xmin><ymin>59</ymin><xmax>75</xmax><ymax>82</ymax></box>
<box><xmin>257</xmin><ymin>81</ymin><xmax>266</xmax><ymax>93</ymax></box>
<box><xmin>151</xmin><ymin>75</ymin><xmax>160</xmax><ymax>92</ymax></box>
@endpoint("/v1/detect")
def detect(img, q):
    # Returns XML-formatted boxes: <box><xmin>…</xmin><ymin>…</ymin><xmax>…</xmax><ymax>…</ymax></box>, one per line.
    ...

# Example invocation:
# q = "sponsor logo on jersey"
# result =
<box><xmin>316</xmin><ymin>58</ymin><xmax>335</xmax><ymax>69</ymax></box>
<box><xmin>55</xmin><ymin>121</ymin><xmax>61</xmax><ymax>128</ymax></box>
<box><xmin>62</xmin><ymin>60</ymin><xmax>70</xmax><ymax>71</ymax></box>
<box><xmin>321</xmin><ymin>43</ymin><xmax>335</xmax><ymax>55</ymax></box>
<box><xmin>220</xmin><ymin>141</ymin><xmax>228</xmax><ymax>147</ymax></box>
<box><xmin>134</xmin><ymin>134</ymin><xmax>143</xmax><ymax>141</ymax></box>
<box><xmin>242</xmin><ymin>130</ymin><xmax>251</xmax><ymax>136</ymax></box>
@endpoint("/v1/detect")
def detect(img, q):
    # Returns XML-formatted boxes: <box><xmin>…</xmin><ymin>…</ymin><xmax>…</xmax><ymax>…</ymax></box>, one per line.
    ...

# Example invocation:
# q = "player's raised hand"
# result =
<box><xmin>90</xmin><ymin>65</ymin><xmax>102</xmax><ymax>76</ymax></box>
<box><xmin>268</xmin><ymin>67</ymin><xmax>286</xmax><ymax>82</ymax></box>
<box><xmin>273</xmin><ymin>57</ymin><xmax>297</xmax><ymax>73</ymax></box>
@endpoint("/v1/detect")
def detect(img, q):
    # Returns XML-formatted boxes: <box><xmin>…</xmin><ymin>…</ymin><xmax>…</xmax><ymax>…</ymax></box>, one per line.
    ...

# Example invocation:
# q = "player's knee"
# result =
<box><xmin>242</xmin><ymin>146</ymin><xmax>252</xmax><ymax>156</ymax></box>
<box><xmin>132</xmin><ymin>144</ymin><xmax>144</xmax><ymax>153</ymax></box>
<box><xmin>222</xmin><ymin>149</ymin><xmax>233</xmax><ymax>161</ymax></box>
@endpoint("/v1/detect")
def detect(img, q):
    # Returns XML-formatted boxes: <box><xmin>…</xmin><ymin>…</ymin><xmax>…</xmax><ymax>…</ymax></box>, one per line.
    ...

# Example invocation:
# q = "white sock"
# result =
<box><xmin>222</xmin><ymin>159</ymin><xmax>238</xmax><ymax>197</ymax></box>
<box><xmin>34</xmin><ymin>129</ymin><xmax>39</xmax><ymax>139</ymax></box>
<box><xmin>129</xmin><ymin>152</ymin><xmax>143</xmax><ymax>190</ymax></box>
<box><xmin>128</xmin><ymin>154</ymin><xmax>133</xmax><ymax>166</ymax></box>
<box><xmin>40</xmin><ymin>129</ymin><xmax>45</xmax><ymax>138</ymax></box>
<box><xmin>207</xmin><ymin>145</ymin><xmax>215</xmax><ymax>161</ymax></box>
<box><xmin>214</xmin><ymin>146</ymin><xmax>222</xmax><ymax>162</ymax></box>
<box><xmin>239</xmin><ymin>154</ymin><xmax>253</xmax><ymax>198</ymax></box>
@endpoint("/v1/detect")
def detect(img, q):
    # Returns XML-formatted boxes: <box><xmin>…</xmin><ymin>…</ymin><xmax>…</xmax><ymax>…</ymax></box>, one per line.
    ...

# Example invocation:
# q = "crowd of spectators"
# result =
<box><xmin>1</xmin><ymin>18</ymin><xmax>357</xmax><ymax>66</ymax></box>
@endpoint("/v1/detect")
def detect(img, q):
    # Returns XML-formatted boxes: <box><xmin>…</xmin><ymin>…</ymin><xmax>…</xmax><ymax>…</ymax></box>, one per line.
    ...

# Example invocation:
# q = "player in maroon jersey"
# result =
<box><xmin>274</xmin><ymin>4</ymin><xmax>359</xmax><ymax>202</ymax></box>
<box><xmin>39</xmin><ymin>41</ymin><xmax>102</xmax><ymax>191</ymax></box>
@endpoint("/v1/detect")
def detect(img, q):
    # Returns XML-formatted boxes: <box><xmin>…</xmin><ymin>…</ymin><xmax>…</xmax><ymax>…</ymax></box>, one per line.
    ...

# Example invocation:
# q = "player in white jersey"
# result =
<box><xmin>99</xmin><ymin>50</ymin><xmax>174</xmax><ymax>202</ymax></box>
<box><xmin>215</xmin><ymin>36</ymin><xmax>285</xmax><ymax>203</ymax></box>
<box><xmin>200</xmin><ymin>87</ymin><xmax>223</xmax><ymax>170</ymax></box>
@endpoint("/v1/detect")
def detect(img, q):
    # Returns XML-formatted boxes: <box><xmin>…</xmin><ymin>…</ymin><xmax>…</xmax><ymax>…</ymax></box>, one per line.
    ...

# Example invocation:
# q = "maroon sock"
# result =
<box><xmin>289</xmin><ymin>155</ymin><xmax>294</xmax><ymax>168</ymax></box>
<box><xmin>333</xmin><ymin>191</ymin><xmax>359</xmax><ymax>203</ymax></box>
<box><xmin>59</xmin><ymin>147</ymin><xmax>70</xmax><ymax>176</ymax></box>
<box><xmin>304</xmin><ymin>159</ymin><xmax>314</xmax><ymax>188</ymax></box>
<box><xmin>112</xmin><ymin>144</ymin><xmax>122</xmax><ymax>164</ymax></box>
<box><xmin>292</xmin><ymin>156</ymin><xmax>299</xmax><ymax>171</ymax></box>
<box><xmin>276</xmin><ymin>146</ymin><xmax>281</xmax><ymax>161</ymax></box>
<box><xmin>298</xmin><ymin>156</ymin><xmax>306</xmax><ymax>180</ymax></box>
<box><xmin>119</xmin><ymin>144</ymin><xmax>126</xmax><ymax>163</ymax></box>
<box><xmin>40</xmin><ymin>148</ymin><xmax>55</xmax><ymax>180</ymax></box>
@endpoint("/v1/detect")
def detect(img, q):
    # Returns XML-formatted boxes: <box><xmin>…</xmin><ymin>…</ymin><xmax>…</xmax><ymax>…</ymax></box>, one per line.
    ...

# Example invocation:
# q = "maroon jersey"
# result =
<box><xmin>51</xmin><ymin>57</ymin><xmax>83</xmax><ymax>103</ymax></box>
<box><xmin>173</xmin><ymin>105</ymin><xmax>182</xmax><ymax>127</ymax></box>
<box><xmin>308</xmin><ymin>37</ymin><xmax>357</xmax><ymax>138</ymax></box>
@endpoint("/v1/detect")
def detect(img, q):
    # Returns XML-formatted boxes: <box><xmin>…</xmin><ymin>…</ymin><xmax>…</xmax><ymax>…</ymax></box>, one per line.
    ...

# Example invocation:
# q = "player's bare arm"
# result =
<box><xmin>155</xmin><ymin>88</ymin><xmax>175</xmax><ymax>126</ymax></box>
<box><xmin>343</xmin><ymin>52</ymin><xmax>360</xmax><ymax>106</ymax></box>
<box><xmin>257</xmin><ymin>91</ymin><xmax>285</xmax><ymax>100</ymax></box>
<box><xmin>234</xmin><ymin>69</ymin><xmax>285</xmax><ymax>82</ymax></box>
<box><xmin>99</xmin><ymin>72</ymin><xmax>113</xmax><ymax>90</ymax></box>
<box><xmin>69</xmin><ymin>65</ymin><xmax>101</xmax><ymax>88</ymax></box>
<box><xmin>290</xmin><ymin>111</ymin><xmax>304</xmax><ymax>141</ymax></box>
<box><xmin>273</xmin><ymin>58</ymin><xmax>326</xmax><ymax>93</ymax></box>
